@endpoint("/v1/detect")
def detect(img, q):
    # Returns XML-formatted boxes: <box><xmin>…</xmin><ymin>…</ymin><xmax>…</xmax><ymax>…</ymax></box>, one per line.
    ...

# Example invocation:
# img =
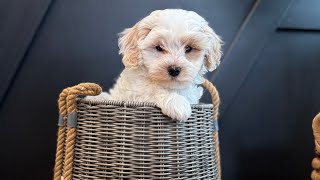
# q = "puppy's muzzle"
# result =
<box><xmin>168</xmin><ymin>66</ymin><xmax>181</xmax><ymax>77</ymax></box>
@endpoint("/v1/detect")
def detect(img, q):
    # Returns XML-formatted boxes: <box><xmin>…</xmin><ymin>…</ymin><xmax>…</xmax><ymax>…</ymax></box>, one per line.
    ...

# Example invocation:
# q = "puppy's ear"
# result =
<box><xmin>203</xmin><ymin>26</ymin><xmax>223</xmax><ymax>72</ymax></box>
<box><xmin>118</xmin><ymin>21</ymin><xmax>151</xmax><ymax>67</ymax></box>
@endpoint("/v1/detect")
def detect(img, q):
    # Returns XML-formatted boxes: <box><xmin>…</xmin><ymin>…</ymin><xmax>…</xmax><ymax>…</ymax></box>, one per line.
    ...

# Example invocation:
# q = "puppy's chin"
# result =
<box><xmin>149</xmin><ymin>73</ymin><xmax>195</xmax><ymax>89</ymax></box>
<box><xmin>158</xmin><ymin>80</ymin><xmax>192</xmax><ymax>90</ymax></box>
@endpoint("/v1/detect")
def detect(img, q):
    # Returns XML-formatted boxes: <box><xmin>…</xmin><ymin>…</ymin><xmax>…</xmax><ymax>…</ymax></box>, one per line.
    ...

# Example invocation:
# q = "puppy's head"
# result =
<box><xmin>118</xmin><ymin>9</ymin><xmax>223</xmax><ymax>88</ymax></box>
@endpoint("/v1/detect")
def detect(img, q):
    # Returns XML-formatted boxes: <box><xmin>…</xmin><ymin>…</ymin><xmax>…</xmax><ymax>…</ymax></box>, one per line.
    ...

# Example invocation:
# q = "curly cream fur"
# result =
<box><xmin>87</xmin><ymin>9</ymin><xmax>223</xmax><ymax>121</ymax></box>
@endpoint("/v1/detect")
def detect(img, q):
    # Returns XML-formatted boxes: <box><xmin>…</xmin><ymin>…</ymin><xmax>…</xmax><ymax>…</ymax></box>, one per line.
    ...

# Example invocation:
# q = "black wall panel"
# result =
<box><xmin>221</xmin><ymin>32</ymin><xmax>320</xmax><ymax>179</ymax></box>
<box><xmin>0</xmin><ymin>0</ymin><xmax>51</xmax><ymax>104</ymax></box>
<box><xmin>213</xmin><ymin>0</ymin><xmax>320</xmax><ymax>179</ymax></box>
<box><xmin>279</xmin><ymin>0</ymin><xmax>320</xmax><ymax>30</ymax></box>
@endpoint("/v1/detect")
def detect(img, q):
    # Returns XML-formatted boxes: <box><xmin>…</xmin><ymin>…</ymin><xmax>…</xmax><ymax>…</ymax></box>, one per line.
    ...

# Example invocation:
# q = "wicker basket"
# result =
<box><xmin>53</xmin><ymin>79</ymin><xmax>221</xmax><ymax>180</ymax></box>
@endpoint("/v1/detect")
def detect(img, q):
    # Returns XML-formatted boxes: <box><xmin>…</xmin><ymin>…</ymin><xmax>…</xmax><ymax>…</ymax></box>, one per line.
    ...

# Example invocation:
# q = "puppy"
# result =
<box><xmin>88</xmin><ymin>9</ymin><xmax>222</xmax><ymax>121</ymax></box>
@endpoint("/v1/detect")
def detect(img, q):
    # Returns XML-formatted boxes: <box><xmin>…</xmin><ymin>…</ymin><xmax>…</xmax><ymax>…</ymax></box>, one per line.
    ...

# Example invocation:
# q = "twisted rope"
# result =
<box><xmin>54</xmin><ymin>88</ymin><xmax>70</xmax><ymax>180</ymax></box>
<box><xmin>63</xmin><ymin>83</ymin><xmax>102</xmax><ymax>180</ymax></box>
<box><xmin>203</xmin><ymin>79</ymin><xmax>220</xmax><ymax>120</ymax></box>
<box><xmin>312</xmin><ymin>113</ymin><xmax>320</xmax><ymax>180</ymax></box>
<box><xmin>203</xmin><ymin>79</ymin><xmax>221</xmax><ymax>180</ymax></box>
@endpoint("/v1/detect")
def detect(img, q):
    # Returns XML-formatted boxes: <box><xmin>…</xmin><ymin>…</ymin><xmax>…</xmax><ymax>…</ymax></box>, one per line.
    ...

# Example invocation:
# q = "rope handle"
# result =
<box><xmin>53</xmin><ymin>88</ymin><xmax>70</xmax><ymax>180</ymax></box>
<box><xmin>202</xmin><ymin>79</ymin><xmax>221</xmax><ymax>179</ymax></box>
<box><xmin>312</xmin><ymin>113</ymin><xmax>320</xmax><ymax>180</ymax></box>
<box><xmin>202</xmin><ymin>79</ymin><xmax>220</xmax><ymax>120</ymax></box>
<box><xmin>54</xmin><ymin>83</ymin><xmax>102</xmax><ymax>180</ymax></box>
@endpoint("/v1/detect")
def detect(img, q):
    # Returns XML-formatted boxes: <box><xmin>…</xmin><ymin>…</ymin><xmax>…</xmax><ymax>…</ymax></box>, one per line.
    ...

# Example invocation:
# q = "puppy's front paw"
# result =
<box><xmin>159</xmin><ymin>95</ymin><xmax>192</xmax><ymax>122</ymax></box>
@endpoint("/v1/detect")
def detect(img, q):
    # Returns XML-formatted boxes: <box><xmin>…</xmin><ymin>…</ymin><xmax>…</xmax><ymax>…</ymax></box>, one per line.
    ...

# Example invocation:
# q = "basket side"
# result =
<box><xmin>72</xmin><ymin>101</ymin><xmax>219</xmax><ymax>179</ymax></box>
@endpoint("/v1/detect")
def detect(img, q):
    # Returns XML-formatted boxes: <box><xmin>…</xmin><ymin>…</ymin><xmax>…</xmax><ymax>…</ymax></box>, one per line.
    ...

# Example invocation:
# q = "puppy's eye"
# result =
<box><xmin>155</xmin><ymin>45</ymin><xmax>163</xmax><ymax>52</ymax></box>
<box><xmin>185</xmin><ymin>46</ymin><xmax>193</xmax><ymax>53</ymax></box>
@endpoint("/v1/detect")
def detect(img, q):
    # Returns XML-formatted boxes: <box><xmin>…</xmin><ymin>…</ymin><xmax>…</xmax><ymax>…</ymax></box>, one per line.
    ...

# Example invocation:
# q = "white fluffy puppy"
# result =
<box><xmin>88</xmin><ymin>9</ymin><xmax>222</xmax><ymax>121</ymax></box>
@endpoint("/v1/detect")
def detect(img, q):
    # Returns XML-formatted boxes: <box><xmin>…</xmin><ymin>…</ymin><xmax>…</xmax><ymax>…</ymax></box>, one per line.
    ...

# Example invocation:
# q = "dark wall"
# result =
<box><xmin>214</xmin><ymin>0</ymin><xmax>320</xmax><ymax>179</ymax></box>
<box><xmin>0</xmin><ymin>0</ymin><xmax>319</xmax><ymax>179</ymax></box>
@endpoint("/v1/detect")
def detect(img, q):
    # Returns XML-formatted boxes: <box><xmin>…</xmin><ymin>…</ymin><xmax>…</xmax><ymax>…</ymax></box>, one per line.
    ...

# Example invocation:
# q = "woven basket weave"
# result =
<box><xmin>53</xmin><ymin>79</ymin><xmax>221</xmax><ymax>180</ymax></box>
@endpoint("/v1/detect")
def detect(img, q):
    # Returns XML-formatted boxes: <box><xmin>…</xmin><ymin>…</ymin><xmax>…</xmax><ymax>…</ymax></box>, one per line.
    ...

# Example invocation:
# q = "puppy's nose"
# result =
<box><xmin>168</xmin><ymin>66</ymin><xmax>181</xmax><ymax>77</ymax></box>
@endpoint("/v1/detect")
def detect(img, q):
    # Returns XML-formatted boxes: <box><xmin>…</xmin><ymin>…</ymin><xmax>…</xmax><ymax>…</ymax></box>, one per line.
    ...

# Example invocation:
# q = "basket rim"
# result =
<box><xmin>78</xmin><ymin>98</ymin><xmax>213</xmax><ymax>109</ymax></box>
